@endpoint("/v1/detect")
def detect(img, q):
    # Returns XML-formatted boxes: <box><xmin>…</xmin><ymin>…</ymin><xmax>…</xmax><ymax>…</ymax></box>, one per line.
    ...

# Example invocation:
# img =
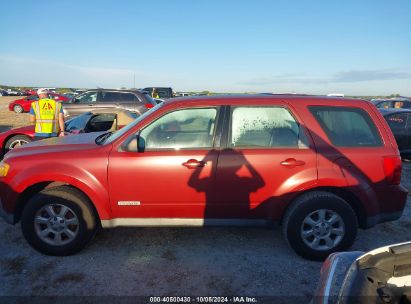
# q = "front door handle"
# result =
<box><xmin>280</xmin><ymin>158</ymin><xmax>306</xmax><ymax>167</ymax></box>
<box><xmin>182</xmin><ymin>159</ymin><xmax>206</xmax><ymax>169</ymax></box>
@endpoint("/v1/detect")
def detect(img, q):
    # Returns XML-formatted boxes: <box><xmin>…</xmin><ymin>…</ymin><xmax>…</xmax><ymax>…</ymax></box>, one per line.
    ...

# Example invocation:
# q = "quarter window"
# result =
<box><xmin>140</xmin><ymin>108</ymin><xmax>217</xmax><ymax>149</ymax></box>
<box><xmin>310</xmin><ymin>106</ymin><xmax>382</xmax><ymax>147</ymax></box>
<box><xmin>230</xmin><ymin>107</ymin><xmax>305</xmax><ymax>148</ymax></box>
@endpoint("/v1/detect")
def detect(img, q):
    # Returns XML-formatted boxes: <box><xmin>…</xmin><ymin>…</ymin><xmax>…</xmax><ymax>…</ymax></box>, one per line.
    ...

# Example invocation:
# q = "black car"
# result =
<box><xmin>372</xmin><ymin>98</ymin><xmax>411</xmax><ymax>109</ymax></box>
<box><xmin>380</xmin><ymin>108</ymin><xmax>411</xmax><ymax>159</ymax></box>
<box><xmin>141</xmin><ymin>87</ymin><xmax>174</xmax><ymax>99</ymax></box>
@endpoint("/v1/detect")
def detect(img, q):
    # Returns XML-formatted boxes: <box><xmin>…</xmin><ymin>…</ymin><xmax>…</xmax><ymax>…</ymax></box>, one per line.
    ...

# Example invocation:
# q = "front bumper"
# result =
<box><xmin>0</xmin><ymin>197</ymin><xmax>14</xmax><ymax>224</ymax></box>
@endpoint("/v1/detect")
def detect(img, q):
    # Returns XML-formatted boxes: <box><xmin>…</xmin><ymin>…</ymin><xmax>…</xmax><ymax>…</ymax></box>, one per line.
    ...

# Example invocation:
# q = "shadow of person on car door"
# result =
<box><xmin>188</xmin><ymin>149</ymin><xmax>265</xmax><ymax>221</ymax></box>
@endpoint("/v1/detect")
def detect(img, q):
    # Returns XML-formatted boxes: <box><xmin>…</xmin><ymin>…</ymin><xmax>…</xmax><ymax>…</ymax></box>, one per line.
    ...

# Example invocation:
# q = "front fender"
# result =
<box><xmin>7</xmin><ymin>162</ymin><xmax>112</xmax><ymax>220</ymax></box>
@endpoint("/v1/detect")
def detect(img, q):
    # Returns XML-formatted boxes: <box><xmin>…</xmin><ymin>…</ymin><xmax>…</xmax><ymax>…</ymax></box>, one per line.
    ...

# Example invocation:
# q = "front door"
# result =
<box><xmin>108</xmin><ymin>107</ymin><xmax>220</xmax><ymax>219</ymax></box>
<box><xmin>214</xmin><ymin>105</ymin><xmax>317</xmax><ymax>220</ymax></box>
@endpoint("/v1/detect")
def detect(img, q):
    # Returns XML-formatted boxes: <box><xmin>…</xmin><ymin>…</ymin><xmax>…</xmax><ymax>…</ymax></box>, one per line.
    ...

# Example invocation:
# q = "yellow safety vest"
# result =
<box><xmin>31</xmin><ymin>98</ymin><xmax>62</xmax><ymax>134</ymax></box>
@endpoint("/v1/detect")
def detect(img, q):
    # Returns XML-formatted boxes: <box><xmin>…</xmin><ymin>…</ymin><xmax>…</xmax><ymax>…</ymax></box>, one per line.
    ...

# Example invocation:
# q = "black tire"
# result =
<box><xmin>21</xmin><ymin>186</ymin><xmax>98</xmax><ymax>256</ymax></box>
<box><xmin>5</xmin><ymin>135</ymin><xmax>32</xmax><ymax>153</ymax></box>
<box><xmin>13</xmin><ymin>104</ymin><xmax>24</xmax><ymax>113</ymax></box>
<box><xmin>282</xmin><ymin>191</ymin><xmax>358</xmax><ymax>261</ymax></box>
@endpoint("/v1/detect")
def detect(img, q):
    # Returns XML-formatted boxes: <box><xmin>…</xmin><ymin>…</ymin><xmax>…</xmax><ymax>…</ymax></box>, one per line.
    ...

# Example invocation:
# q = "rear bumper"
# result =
<box><xmin>365</xmin><ymin>184</ymin><xmax>408</xmax><ymax>228</ymax></box>
<box><xmin>365</xmin><ymin>210</ymin><xmax>404</xmax><ymax>228</ymax></box>
<box><xmin>0</xmin><ymin>197</ymin><xmax>14</xmax><ymax>224</ymax></box>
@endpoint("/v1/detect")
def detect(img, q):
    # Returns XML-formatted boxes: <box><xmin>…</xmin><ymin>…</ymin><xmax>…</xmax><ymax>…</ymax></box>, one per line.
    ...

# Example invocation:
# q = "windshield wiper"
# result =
<box><xmin>95</xmin><ymin>132</ymin><xmax>112</xmax><ymax>145</ymax></box>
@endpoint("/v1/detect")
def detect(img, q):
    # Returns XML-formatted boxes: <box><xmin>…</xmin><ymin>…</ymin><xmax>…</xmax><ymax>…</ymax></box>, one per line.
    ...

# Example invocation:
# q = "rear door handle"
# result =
<box><xmin>280</xmin><ymin>158</ymin><xmax>306</xmax><ymax>167</ymax></box>
<box><xmin>182</xmin><ymin>159</ymin><xmax>206</xmax><ymax>169</ymax></box>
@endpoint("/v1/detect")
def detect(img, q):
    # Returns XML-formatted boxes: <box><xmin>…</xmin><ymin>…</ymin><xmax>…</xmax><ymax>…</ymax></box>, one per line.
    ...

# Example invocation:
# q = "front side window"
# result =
<box><xmin>310</xmin><ymin>106</ymin><xmax>382</xmax><ymax>147</ymax></box>
<box><xmin>140</xmin><ymin>108</ymin><xmax>217</xmax><ymax>149</ymax></box>
<box><xmin>230</xmin><ymin>107</ymin><xmax>304</xmax><ymax>148</ymax></box>
<box><xmin>76</xmin><ymin>92</ymin><xmax>97</xmax><ymax>104</ymax></box>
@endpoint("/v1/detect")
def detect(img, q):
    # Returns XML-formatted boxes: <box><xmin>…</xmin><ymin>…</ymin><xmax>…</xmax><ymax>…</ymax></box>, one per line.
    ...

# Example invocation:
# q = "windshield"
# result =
<box><xmin>102</xmin><ymin>102</ymin><xmax>164</xmax><ymax>145</ymax></box>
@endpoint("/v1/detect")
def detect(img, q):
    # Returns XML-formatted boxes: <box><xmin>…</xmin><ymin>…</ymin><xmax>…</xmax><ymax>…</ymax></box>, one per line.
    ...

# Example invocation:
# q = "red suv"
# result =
<box><xmin>0</xmin><ymin>96</ymin><xmax>407</xmax><ymax>260</ymax></box>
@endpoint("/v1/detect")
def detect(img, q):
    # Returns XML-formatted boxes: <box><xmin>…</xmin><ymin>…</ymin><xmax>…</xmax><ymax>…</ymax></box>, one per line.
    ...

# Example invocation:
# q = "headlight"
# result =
<box><xmin>0</xmin><ymin>162</ymin><xmax>9</xmax><ymax>177</ymax></box>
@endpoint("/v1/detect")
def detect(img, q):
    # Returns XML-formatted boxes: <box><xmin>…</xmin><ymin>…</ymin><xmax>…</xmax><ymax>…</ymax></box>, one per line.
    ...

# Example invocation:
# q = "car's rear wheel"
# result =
<box><xmin>21</xmin><ymin>186</ymin><xmax>98</xmax><ymax>256</ymax></box>
<box><xmin>13</xmin><ymin>104</ymin><xmax>24</xmax><ymax>113</ymax></box>
<box><xmin>5</xmin><ymin>135</ymin><xmax>32</xmax><ymax>153</ymax></box>
<box><xmin>282</xmin><ymin>191</ymin><xmax>358</xmax><ymax>261</ymax></box>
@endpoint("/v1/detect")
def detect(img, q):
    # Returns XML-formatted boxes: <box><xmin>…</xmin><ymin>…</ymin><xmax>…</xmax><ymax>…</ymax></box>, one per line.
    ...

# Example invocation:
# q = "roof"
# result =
<box><xmin>163</xmin><ymin>94</ymin><xmax>366</xmax><ymax>106</ymax></box>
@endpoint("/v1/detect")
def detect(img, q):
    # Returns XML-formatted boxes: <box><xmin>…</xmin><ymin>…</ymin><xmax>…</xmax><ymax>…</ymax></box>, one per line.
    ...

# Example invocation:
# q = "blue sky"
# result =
<box><xmin>0</xmin><ymin>0</ymin><xmax>410</xmax><ymax>95</ymax></box>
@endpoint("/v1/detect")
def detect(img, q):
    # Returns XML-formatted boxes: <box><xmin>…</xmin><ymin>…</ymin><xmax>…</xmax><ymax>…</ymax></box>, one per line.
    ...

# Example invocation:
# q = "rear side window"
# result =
<box><xmin>230</xmin><ymin>106</ymin><xmax>307</xmax><ymax>148</ymax></box>
<box><xmin>309</xmin><ymin>106</ymin><xmax>382</xmax><ymax>147</ymax></box>
<box><xmin>100</xmin><ymin>92</ymin><xmax>121</xmax><ymax>102</ymax></box>
<box><xmin>120</xmin><ymin>93</ymin><xmax>139</xmax><ymax>102</ymax></box>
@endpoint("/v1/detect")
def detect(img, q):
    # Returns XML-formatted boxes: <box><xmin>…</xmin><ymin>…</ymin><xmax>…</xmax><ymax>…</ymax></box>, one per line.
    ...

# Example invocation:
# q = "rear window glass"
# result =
<box><xmin>309</xmin><ymin>106</ymin><xmax>382</xmax><ymax>147</ymax></box>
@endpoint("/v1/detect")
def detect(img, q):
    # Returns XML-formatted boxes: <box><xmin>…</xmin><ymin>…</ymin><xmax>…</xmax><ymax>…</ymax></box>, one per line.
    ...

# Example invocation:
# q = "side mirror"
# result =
<box><xmin>137</xmin><ymin>134</ymin><xmax>145</xmax><ymax>153</ymax></box>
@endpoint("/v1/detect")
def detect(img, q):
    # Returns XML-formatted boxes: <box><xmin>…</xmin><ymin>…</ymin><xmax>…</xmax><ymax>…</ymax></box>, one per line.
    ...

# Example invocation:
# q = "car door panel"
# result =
<box><xmin>108</xmin><ymin>107</ymin><xmax>220</xmax><ymax>219</ymax></box>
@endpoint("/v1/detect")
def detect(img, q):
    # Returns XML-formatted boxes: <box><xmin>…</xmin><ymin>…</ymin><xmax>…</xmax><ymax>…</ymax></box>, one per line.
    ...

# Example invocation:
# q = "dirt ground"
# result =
<box><xmin>0</xmin><ymin>97</ymin><xmax>29</xmax><ymax>132</ymax></box>
<box><xmin>0</xmin><ymin>96</ymin><xmax>411</xmax><ymax>301</ymax></box>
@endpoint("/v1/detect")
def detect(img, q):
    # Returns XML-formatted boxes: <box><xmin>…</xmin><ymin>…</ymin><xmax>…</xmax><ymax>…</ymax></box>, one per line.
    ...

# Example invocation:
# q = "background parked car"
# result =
<box><xmin>8</xmin><ymin>93</ymin><xmax>70</xmax><ymax>113</ymax></box>
<box><xmin>0</xmin><ymin>90</ymin><xmax>8</xmax><ymax>96</ymax></box>
<box><xmin>372</xmin><ymin>98</ymin><xmax>411</xmax><ymax>109</ymax></box>
<box><xmin>63</xmin><ymin>89</ymin><xmax>157</xmax><ymax>119</ymax></box>
<box><xmin>0</xmin><ymin>108</ymin><xmax>137</xmax><ymax>157</ymax></box>
<box><xmin>380</xmin><ymin>108</ymin><xmax>411</xmax><ymax>159</ymax></box>
<box><xmin>313</xmin><ymin>241</ymin><xmax>411</xmax><ymax>304</ymax></box>
<box><xmin>141</xmin><ymin>87</ymin><xmax>174</xmax><ymax>99</ymax></box>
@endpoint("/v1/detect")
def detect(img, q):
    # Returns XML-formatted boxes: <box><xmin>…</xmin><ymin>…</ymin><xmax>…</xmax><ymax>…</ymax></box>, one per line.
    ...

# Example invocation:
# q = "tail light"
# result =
<box><xmin>383</xmin><ymin>156</ymin><xmax>402</xmax><ymax>185</ymax></box>
<box><xmin>145</xmin><ymin>103</ymin><xmax>154</xmax><ymax>109</ymax></box>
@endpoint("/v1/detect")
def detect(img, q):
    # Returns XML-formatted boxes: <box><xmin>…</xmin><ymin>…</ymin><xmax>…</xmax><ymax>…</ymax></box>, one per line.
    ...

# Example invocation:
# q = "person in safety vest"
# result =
<box><xmin>152</xmin><ymin>88</ymin><xmax>160</xmax><ymax>99</ymax></box>
<box><xmin>29</xmin><ymin>88</ymin><xmax>65</xmax><ymax>140</ymax></box>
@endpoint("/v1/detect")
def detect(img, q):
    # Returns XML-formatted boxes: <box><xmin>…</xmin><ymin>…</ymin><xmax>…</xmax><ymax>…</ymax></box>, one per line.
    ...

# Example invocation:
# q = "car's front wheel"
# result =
<box><xmin>5</xmin><ymin>135</ymin><xmax>32</xmax><ymax>153</ymax></box>
<box><xmin>21</xmin><ymin>186</ymin><xmax>98</xmax><ymax>256</ymax></box>
<box><xmin>282</xmin><ymin>191</ymin><xmax>358</xmax><ymax>261</ymax></box>
<box><xmin>13</xmin><ymin>104</ymin><xmax>24</xmax><ymax>113</ymax></box>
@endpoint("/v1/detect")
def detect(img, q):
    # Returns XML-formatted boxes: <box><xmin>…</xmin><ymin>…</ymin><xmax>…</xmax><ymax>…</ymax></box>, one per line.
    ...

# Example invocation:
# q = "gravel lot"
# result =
<box><xmin>0</xmin><ymin>96</ymin><xmax>411</xmax><ymax>300</ymax></box>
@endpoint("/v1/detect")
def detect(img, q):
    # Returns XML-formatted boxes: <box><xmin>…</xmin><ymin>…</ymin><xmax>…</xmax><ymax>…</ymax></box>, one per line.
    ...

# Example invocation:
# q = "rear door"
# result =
<box><xmin>213</xmin><ymin>103</ymin><xmax>318</xmax><ymax>220</ymax></box>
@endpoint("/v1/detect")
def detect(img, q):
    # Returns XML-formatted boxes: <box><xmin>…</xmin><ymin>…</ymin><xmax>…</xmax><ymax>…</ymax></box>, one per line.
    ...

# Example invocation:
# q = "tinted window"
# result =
<box><xmin>140</xmin><ymin>108</ymin><xmax>217</xmax><ymax>149</ymax></box>
<box><xmin>376</xmin><ymin>101</ymin><xmax>393</xmax><ymax>108</ymax></box>
<box><xmin>230</xmin><ymin>107</ymin><xmax>306</xmax><ymax>148</ymax></box>
<box><xmin>310</xmin><ymin>106</ymin><xmax>382</xmax><ymax>147</ymax></box>
<box><xmin>386</xmin><ymin>113</ymin><xmax>408</xmax><ymax>129</ymax></box>
<box><xmin>120</xmin><ymin>93</ymin><xmax>139</xmax><ymax>102</ymax></box>
<box><xmin>100</xmin><ymin>92</ymin><xmax>121</xmax><ymax>102</ymax></box>
<box><xmin>27</xmin><ymin>95</ymin><xmax>38</xmax><ymax>101</ymax></box>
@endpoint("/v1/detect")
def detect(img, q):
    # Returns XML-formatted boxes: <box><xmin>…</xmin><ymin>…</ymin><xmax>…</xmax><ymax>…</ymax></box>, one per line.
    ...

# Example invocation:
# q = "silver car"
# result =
<box><xmin>62</xmin><ymin>89</ymin><xmax>157</xmax><ymax>119</ymax></box>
